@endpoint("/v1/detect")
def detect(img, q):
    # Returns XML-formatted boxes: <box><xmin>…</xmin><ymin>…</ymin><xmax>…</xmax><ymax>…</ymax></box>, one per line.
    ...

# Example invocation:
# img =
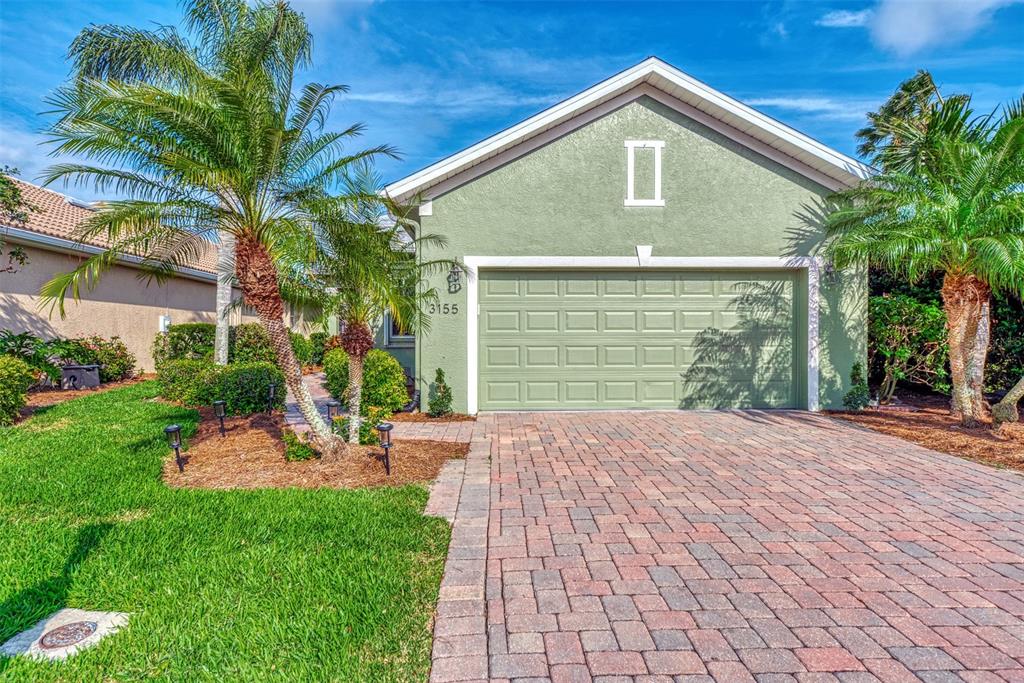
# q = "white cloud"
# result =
<box><xmin>747</xmin><ymin>96</ymin><xmax>881</xmax><ymax>122</ymax></box>
<box><xmin>815</xmin><ymin>9</ymin><xmax>873</xmax><ymax>28</ymax></box>
<box><xmin>347</xmin><ymin>84</ymin><xmax>561</xmax><ymax>114</ymax></box>
<box><xmin>870</xmin><ymin>0</ymin><xmax>1023</xmax><ymax>57</ymax></box>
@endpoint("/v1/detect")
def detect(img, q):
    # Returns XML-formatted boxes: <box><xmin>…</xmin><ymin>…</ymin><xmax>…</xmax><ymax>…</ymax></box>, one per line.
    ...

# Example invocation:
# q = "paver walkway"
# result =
<box><xmin>429</xmin><ymin>411</ymin><xmax>1024</xmax><ymax>682</ymax></box>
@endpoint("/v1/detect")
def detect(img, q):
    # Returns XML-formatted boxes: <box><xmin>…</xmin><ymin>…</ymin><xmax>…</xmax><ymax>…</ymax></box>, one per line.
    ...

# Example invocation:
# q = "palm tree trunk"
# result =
<box><xmin>968</xmin><ymin>298</ymin><xmax>991</xmax><ymax>416</ymax></box>
<box><xmin>347</xmin><ymin>353</ymin><xmax>363</xmax><ymax>443</ymax></box>
<box><xmin>941</xmin><ymin>273</ymin><xmax>989</xmax><ymax>427</ymax></box>
<box><xmin>992</xmin><ymin>375</ymin><xmax>1024</xmax><ymax>433</ymax></box>
<box><xmin>234</xmin><ymin>234</ymin><xmax>340</xmax><ymax>451</ymax></box>
<box><xmin>214</xmin><ymin>231</ymin><xmax>235</xmax><ymax>365</ymax></box>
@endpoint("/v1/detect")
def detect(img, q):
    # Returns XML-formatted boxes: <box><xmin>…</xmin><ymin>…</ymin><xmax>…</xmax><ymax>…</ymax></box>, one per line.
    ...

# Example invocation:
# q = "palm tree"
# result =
<box><xmin>826</xmin><ymin>102</ymin><xmax>1024</xmax><ymax>426</ymax></box>
<box><xmin>38</xmin><ymin>0</ymin><xmax>392</xmax><ymax>449</ymax></box>
<box><xmin>283</xmin><ymin>168</ymin><xmax>454</xmax><ymax>442</ymax></box>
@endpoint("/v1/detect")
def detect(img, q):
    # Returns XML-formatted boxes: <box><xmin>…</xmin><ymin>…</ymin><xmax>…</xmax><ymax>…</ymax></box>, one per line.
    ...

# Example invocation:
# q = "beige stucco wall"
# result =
<box><xmin>0</xmin><ymin>244</ymin><xmax>314</xmax><ymax>371</ymax></box>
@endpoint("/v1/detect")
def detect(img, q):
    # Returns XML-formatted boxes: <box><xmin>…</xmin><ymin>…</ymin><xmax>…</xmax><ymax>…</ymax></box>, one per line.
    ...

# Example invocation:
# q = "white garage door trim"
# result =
<box><xmin>464</xmin><ymin>254</ymin><xmax>822</xmax><ymax>414</ymax></box>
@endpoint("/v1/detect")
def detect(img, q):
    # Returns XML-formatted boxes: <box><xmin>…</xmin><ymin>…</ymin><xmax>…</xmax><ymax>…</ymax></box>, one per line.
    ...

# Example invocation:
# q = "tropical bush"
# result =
<box><xmin>868</xmin><ymin>295</ymin><xmax>950</xmax><ymax>403</ymax></box>
<box><xmin>230</xmin><ymin>323</ymin><xmax>276</xmax><ymax>364</ymax></box>
<box><xmin>0</xmin><ymin>355</ymin><xmax>33</xmax><ymax>425</ymax></box>
<box><xmin>158</xmin><ymin>360</ymin><xmax>285</xmax><ymax>415</ymax></box>
<box><xmin>0</xmin><ymin>330</ymin><xmax>59</xmax><ymax>382</ymax></box>
<box><xmin>283</xmin><ymin>427</ymin><xmax>317</xmax><ymax>461</ymax></box>
<box><xmin>843</xmin><ymin>362</ymin><xmax>871</xmax><ymax>411</ymax></box>
<box><xmin>428</xmin><ymin>367</ymin><xmax>453</xmax><ymax>417</ymax></box>
<box><xmin>290</xmin><ymin>331</ymin><xmax>313</xmax><ymax>367</ymax></box>
<box><xmin>322</xmin><ymin>348</ymin><xmax>350</xmax><ymax>404</ymax></box>
<box><xmin>48</xmin><ymin>336</ymin><xmax>135</xmax><ymax>382</ymax></box>
<box><xmin>152</xmin><ymin>323</ymin><xmax>216</xmax><ymax>367</ymax></box>
<box><xmin>309</xmin><ymin>331</ymin><xmax>329</xmax><ymax>365</ymax></box>
<box><xmin>361</xmin><ymin>350</ymin><xmax>408</xmax><ymax>414</ymax></box>
<box><xmin>336</xmin><ymin>405</ymin><xmax>391</xmax><ymax>445</ymax></box>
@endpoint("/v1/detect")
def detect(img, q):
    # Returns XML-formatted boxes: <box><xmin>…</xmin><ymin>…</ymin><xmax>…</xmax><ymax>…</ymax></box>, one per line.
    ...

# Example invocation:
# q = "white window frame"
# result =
<box><xmin>463</xmin><ymin>254</ymin><xmax>821</xmax><ymax>414</ymax></box>
<box><xmin>624</xmin><ymin>140</ymin><xmax>665</xmax><ymax>207</ymax></box>
<box><xmin>384</xmin><ymin>310</ymin><xmax>415</xmax><ymax>347</ymax></box>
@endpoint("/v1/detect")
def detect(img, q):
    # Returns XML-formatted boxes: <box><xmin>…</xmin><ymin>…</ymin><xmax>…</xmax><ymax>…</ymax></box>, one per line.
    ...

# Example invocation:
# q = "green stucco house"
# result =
<box><xmin>385</xmin><ymin>57</ymin><xmax>871</xmax><ymax>414</ymax></box>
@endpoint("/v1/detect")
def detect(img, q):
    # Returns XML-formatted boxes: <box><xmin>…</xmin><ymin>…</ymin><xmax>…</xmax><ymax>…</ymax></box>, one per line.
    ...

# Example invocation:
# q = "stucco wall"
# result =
<box><xmin>416</xmin><ymin>95</ymin><xmax>867</xmax><ymax>411</ymax></box>
<box><xmin>0</xmin><ymin>244</ymin><xmax>315</xmax><ymax>372</ymax></box>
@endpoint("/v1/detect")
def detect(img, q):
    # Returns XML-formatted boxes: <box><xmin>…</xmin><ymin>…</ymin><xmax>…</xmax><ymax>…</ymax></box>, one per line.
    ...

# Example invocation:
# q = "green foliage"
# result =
<box><xmin>158</xmin><ymin>360</ymin><xmax>285</xmax><ymax>415</ymax></box>
<box><xmin>282</xmin><ymin>427</ymin><xmax>317</xmax><ymax>461</ymax></box>
<box><xmin>428</xmin><ymin>367</ymin><xmax>453</xmax><ymax>417</ymax></box>
<box><xmin>322</xmin><ymin>348</ymin><xmax>350</xmax><ymax>404</ymax></box>
<box><xmin>843</xmin><ymin>362</ymin><xmax>872</xmax><ymax>411</ymax></box>
<box><xmin>47</xmin><ymin>336</ymin><xmax>135</xmax><ymax>382</ymax></box>
<box><xmin>869</xmin><ymin>295</ymin><xmax>950</xmax><ymax>402</ymax></box>
<box><xmin>987</xmin><ymin>295</ymin><xmax>1024</xmax><ymax>394</ymax></box>
<box><xmin>0</xmin><ymin>381</ymin><xmax>448</xmax><ymax>680</ymax></box>
<box><xmin>0</xmin><ymin>355</ymin><xmax>33</xmax><ymax>425</ymax></box>
<box><xmin>229</xmin><ymin>323</ymin><xmax>276</xmax><ymax>364</ymax></box>
<box><xmin>0</xmin><ymin>168</ymin><xmax>33</xmax><ymax>273</ymax></box>
<box><xmin>336</xmin><ymin>405</ymin><xmax>391</xmax><ymax>445</ymax></box>
<box><xmin>152</xmin><ymin>323</ymin><xmax>216</xmax><ymax>367</ymax></box>
<box><xmin>289</xmin><ymin>331</ymin><xmax>313</xmax><ymax>366</ymax></box>
<box><xmin>0</xmin><ymin>330</ymin><xmax>59</xmax><ymax>382</ymax></box>
<box><xmin>361</xmin><ymin>350</ymin><xmax>408</xmax><ymax>414</ymax></box>
<box><xmin>309</xmin><ymin>331</ymin><xmax>329</xmax><ymax>365</ymax></box>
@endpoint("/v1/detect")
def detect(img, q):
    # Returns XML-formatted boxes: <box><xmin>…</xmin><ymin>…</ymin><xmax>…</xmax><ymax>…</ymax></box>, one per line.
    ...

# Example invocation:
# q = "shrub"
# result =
<box><xmin>0</xmin><ymin>355</ymin><xmax>33</xmax><ymax>425</ymax></box>
<box><xmin>336</xmin><ymin>405</ymin><xmax>391</xmax><ymax>445</ymax></box>
<box><xmin>362</xmin><ymin>350</ymin><xmax>408</xmax><ymax>414</ymax></box>
<box><xmin>309</xmin><ymin>331</ymin><xmax>329</xmax><ymax>365</ymax></box>
<box><xmin>158</xmin><ymin>360</ymin><xmax>285</xmax><ymax>415</ymax></box>
<box><xmin>323</xmin><ymin>348</ymin><xmax>350</xmax><ymax>403</ymax></box>
<box><xmin>324</xmin><ymin>335</ymin><xmax>343</xmax><ymax>353</ymax></box>
<box><xmin>230</xmin><ymin>322</ymin><xmax>276</xmax><ymax>364</ymax></box>
<box><xmin>153</xmin><ymin>323</ymin><xmax>216</xmax><ymax>367</ymax></box>
<box><xmin>48</xmin><ymin>336</ymin><xmax>136</xmax><ymax>382</ymax></box>
<box><xmin>283</xmin><ymin>427</ymin><xmax>317</xmax><ymax>461</ymax></box>
<box><xmin>843</xmin><ymin>362</ymin><xmax>871</xmax><ymax>411</ymax></box>
<box><xmin>47</xmin><ymin>337</ymin><xmax>98</xmax><ymax>366</ymax></box>
<box><xmin>428</xmin><ymin>367</ymin><xmax>453</xmax><ymax>417</ymax></box>
<box><xmin>0</xmin><ymin>330</ymin><xmax>58</xmax><ymax>382</ymax></box>
<box><xmin>869</xmin><ymin>295</ymin><xmax>949</xmax><ymax>403</ymax></box>
<box><xmin>290</xmin><ymin>331</ymin><xmax>313</xmax><ymax>367</ymax></box>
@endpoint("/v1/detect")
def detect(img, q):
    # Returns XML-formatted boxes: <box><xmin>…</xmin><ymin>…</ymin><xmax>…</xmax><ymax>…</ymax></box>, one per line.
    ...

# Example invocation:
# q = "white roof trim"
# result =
<box><xmin>385</xmin><ymin>56</ymin><xmax>874</xmax><ymax>201</ymax></box>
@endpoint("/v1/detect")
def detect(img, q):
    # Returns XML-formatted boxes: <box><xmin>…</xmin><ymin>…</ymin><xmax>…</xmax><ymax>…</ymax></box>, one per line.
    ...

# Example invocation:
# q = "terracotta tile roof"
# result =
<box><xmin>4</xmin><ymin>176</ymin><xmax>219</xmax><ymax>275</ymax></box>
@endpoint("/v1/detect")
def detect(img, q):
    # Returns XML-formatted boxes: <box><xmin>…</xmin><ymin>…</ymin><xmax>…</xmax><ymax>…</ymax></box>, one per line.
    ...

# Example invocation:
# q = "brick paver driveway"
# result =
<box><xmin>427</xmin><ymin>411</ymin><xmax>1024</xmax><ymax>682</ymax></box>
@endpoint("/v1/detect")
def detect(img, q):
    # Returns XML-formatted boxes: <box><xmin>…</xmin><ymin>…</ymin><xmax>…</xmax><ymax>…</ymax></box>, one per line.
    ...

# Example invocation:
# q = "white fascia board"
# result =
<box><xmin>2</xmin><ymin>224</ymin><xmax>217</xmax><ymax>284</ymax></box>
<box><xmin>385</xmin><ymin>57</ymin><xmax>875</xmax><ymax>200</ymax></box>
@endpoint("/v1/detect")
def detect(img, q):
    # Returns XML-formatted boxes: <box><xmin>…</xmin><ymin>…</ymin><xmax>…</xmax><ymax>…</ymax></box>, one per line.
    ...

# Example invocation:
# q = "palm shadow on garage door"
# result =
<box><xmin>679</xmin><ymin>279</ymin><xmax>801</xmax><ymax>409</ymax></box>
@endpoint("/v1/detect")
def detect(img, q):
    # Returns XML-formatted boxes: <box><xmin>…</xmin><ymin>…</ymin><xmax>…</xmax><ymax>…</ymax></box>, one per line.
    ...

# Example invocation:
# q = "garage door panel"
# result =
<box><xmin>478</xmin><ymin>270</ymin><xmax>799</xmax><ymax>410</ymax></box>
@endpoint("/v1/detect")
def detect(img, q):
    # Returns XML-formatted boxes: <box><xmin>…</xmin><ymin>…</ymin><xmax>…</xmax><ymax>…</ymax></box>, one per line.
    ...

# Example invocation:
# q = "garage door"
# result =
<box><xmin>478</xmin><ymin>270</ymin><xmax>801</xmax><ymax>410</ymax></box>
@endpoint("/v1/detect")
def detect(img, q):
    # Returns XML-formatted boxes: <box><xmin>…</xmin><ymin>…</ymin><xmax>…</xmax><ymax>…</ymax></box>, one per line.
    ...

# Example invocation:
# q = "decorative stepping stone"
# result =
<box><xmin>0</xmin><ymin>608</ymin><xmax>130</xmax><ymax>661</ymax></box>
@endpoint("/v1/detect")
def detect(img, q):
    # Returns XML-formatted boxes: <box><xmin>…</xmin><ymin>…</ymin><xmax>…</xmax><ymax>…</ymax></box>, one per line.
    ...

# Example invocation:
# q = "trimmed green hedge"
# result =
<box><xmin>290</xmin><ymin>331</ymin><xmax>313</xmax><ymax>367</ymax></box>
<box><xmin>323</xmin><ymin>348</ymin><xmax>350</xmax><ymax>403</ymax></box>
<box><xmin>323</xmin><ymin>348</ymin><xmax>406</xmax><ymax>414</ymax></box>
<box><xmin>0</xmin><ymin>355</ymin><xmax>33</xmax><ymax>426</ymax></box>
<box><xmin>157</xmin><ymin>360</ymin><xmax>286</xmax><ymax>415</ymax></box>
<box><xmin>153</xmin><ymin>323</ymin><xmax>216</xmax><ymax>367</ymax></box>
<box><xmin>229</xmin><ymin>323</ymin><xmax>276</xmax><ymax>364</ymax></box>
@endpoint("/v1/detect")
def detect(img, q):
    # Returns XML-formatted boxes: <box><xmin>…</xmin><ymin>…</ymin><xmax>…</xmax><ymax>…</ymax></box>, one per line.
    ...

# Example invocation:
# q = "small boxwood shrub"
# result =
<box><xmin>309</xmin><ymin>331</ymin><xmax>329</xmax><ymax>365</ymax></box>
<box><xmin>323</xmin><ymin>348</ymin><xmax>350</xmax><ymax>403</ymax></box>
<box><xmin>843</xmin><ymin>362</ymin><xmax>871</xmax><ymax>411</ymax></box>
<box><xmin>290</xmin><ymin>331</ymin><xmax>313</xmax><ymax>367</ymax></box>
<box><xmin>230</xmin><ymin>323</ymin><xmax>276</xmax><ymax>364</ymax></box>
<box><xmin>158</xmin><ymin>360</ymin><xmax>285</xmax><ymax>415</ymax></box>
<box><xmin>153</xmin><ymin>322</ymin><xmax>216</xmax><ymax>366</ymax></box>
<box><xmin>324</xmin><ymin>348</ymin><xmax>406</xmax><ymax>413</ymax></box>
<box><xmin>0</xmin><ymin>355</ymin><xmax>33</xmax><ymax>425</ymax></box>
<box><xmin>283</xmin><ymin>427</ymin><xmax>317</xmax><ymax>461</ymax></box>
<box><xmin>428</xmin><ymin>367</ymin><xmax>453</xmax><ymax>417</ymax></box>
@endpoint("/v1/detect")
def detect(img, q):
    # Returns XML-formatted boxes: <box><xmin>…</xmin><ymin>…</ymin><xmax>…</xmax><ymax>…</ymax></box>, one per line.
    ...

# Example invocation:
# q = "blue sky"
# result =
<box><xmin>1</xmin><ymin>0</ymin><xmax>1022</xmax><ymax>200</ymax></box>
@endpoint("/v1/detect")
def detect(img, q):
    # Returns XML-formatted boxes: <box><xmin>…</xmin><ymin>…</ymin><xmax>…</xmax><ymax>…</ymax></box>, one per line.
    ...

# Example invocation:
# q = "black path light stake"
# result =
<box><xmin>376</xmin><ymin>422</ymin><xmax>394</xmax><ymax>476</ymax></box>
<box><xmin>165</xmin><ymin>424</ymin><xmax>185</xmax><ymax>473</ymax></box>
<box><xmin>267</xmin><ymin>381</ymin><xmax>278</xmax><ymax>413</ymax></box>
<box><xmin>326</xmin><ymin>399</ymin><xmax>341</xmax><ymax>431</ymax></box>
<box><xmin>213</xmin><ymin>400</ymin><xmax>227</xmax><ymax>437</ymax></box>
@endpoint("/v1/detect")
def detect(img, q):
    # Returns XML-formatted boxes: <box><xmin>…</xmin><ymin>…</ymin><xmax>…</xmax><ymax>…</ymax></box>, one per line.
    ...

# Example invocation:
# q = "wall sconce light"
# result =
<box><xmin>376</xmin><ymin>422</ymin><xmax>393</xmax><ymax>476</ymax></box>
<box><xmin>165</xmin><ymin>424</ymin><xmax>185</xmax><ymax>472</ymax></box>
<box><xmin>447</xmin><ymin>264</ymin><xmax>463</xmax><ymax>294</ymax></box>
<box><xmin>213</xmin><ymin>400</ymin><xmax>227</xmax><ymax>437</ymax></box>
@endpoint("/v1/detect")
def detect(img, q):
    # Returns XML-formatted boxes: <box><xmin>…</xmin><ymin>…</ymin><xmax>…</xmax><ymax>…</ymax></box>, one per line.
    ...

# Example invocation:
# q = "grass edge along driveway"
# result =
<box><xmin>0</xmin><ymin>382</ymin><xmax>450</xmax><ymax>682</ymax></box>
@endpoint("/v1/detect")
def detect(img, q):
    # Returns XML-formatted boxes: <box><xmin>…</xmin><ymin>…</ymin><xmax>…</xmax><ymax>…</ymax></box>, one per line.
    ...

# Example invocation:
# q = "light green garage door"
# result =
<box><xmin>478</xmin><ymin>270</ymin><xmax>802</xmax><ymax>410</ymax></box>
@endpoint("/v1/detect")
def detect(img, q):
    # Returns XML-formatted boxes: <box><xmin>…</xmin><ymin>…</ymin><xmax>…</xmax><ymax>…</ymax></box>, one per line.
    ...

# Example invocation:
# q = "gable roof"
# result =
<box><xmin>385</xmin><ymin>56</ymin><xmax>875</xmax><ymax>201</ymax></box>
<box><xmin>2</xmin><ymin>177</ymin><xmax>219</xmax><ymax>277</ymax></box>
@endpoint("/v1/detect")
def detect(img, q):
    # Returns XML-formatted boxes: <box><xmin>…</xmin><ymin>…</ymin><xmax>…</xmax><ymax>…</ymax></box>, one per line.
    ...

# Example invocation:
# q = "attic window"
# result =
<box><xmin>624</xmin><ymin>140</ymin><xmax>665</xmax><ymax>207</ymax></box>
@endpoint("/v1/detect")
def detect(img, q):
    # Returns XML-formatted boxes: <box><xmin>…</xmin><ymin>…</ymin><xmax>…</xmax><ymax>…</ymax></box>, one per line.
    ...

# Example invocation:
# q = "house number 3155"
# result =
<box><xmin>429</xmin><ymin>303</ymin><xmax>459</xmax><ymax>315</ymax></box>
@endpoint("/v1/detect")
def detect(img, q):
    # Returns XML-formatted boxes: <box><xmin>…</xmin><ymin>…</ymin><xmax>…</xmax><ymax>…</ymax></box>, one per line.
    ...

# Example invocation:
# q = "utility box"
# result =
<box><xmin>61</xmin><ymin>365</ymin><xmax>101</xmax><ymax>390</ymax></box>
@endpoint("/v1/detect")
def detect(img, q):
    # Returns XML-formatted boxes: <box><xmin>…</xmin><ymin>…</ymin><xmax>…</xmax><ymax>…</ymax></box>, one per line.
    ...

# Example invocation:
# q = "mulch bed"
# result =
<box><xmin>829</xmin><ymin>390</ymin><xmax>1024</xmax><ymax>473</ymax></box>
<box><xmin>390</xmin><ymin>412</ymin><xmax>476</xmax><ymax>423</ymax></box>
<box><xmin>163</xmin><ymin>407</ymin><xmax>469</xmax><ymax>490</ymax></box>
<box><xmin>16</xmin><ymin>375</ymin><xmax>153</xmax><ymax>423</ymax></box>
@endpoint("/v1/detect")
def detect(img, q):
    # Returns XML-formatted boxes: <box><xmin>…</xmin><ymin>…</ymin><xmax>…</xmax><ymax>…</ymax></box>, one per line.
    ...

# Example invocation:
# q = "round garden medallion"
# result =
<box><xmin>38</xmin><ymin>621</ymin><xmax>98</xmax><ymax>649</ymax></box>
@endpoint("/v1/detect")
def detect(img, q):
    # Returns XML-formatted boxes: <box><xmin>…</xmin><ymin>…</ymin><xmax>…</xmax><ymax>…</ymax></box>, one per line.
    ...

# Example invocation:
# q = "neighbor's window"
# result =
<box><xmin>387</xmin><ymin>312</ymin><xmax>414</xmax><ymax>345</ymax></box>
<box><xmin>624</xmin><ymin>140</ymin><xmax>665</xmax><ymax>207</ymax></box>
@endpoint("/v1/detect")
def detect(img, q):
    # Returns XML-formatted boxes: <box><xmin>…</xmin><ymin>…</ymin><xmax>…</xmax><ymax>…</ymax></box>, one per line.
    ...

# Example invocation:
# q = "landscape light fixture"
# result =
<box><xmin>213</xmin><ymin>400</ymin><xmax>227</xmax><ymax>437</ymax></box>
<box><xmin>326</xmin><ymin>399</ymin><xmax>341</xmax><ymax>426</ymax></box>
<box><xmin>376</xmin><ymin>422</ymin><xmax>394</xmax><ymax>476</ymax></box>
<box><xmin>164</xmin><ymin>424</ymin><xmax>185</xmax><ymax>473</ymax></box>
<box><xmin>267</xmin><ymin>381</ymin><xmax>278</xmax><ymax>413</ymax></box>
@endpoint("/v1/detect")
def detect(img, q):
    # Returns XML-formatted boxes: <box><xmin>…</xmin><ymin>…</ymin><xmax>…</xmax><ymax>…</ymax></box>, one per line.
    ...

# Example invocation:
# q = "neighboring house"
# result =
<box><xmin>0</xmin><ymin>177</ymin><xmax>315</xmax><ymax>371</ymax></box>
<box><xmin>386</xmin><ymin>57</ymin><xmax>873</xmax><ymax>413</ymax></box>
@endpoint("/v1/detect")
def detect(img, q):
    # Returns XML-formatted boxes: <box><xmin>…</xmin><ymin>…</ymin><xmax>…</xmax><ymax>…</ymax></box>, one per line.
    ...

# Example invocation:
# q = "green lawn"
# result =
<box><xmin>0</xmin><ymin>382</ymin><xmax>450</xmax><ymax>681</ymax></box>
